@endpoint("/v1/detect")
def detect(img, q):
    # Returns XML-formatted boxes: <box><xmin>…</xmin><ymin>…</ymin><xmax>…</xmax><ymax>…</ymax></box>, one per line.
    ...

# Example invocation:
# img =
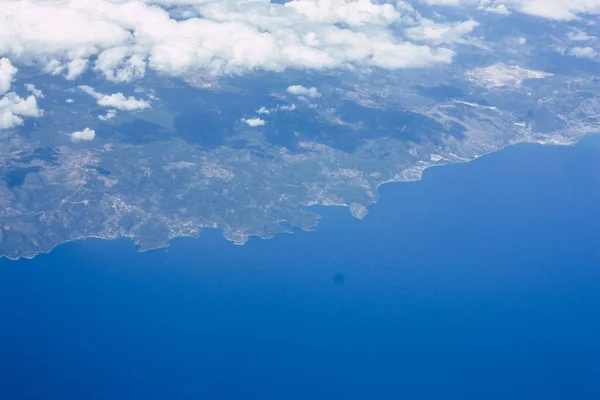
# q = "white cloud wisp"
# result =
<box><xmin>79</xmin><ymin>86</ymin><xmax>151</xmax><ymax>111</ymax></box>
<box><xmin>287</xmin><ymin>85</ymin><xmax>322</xmax><ymax>98</ymax></box>
<box><xmin>242</xmin><ymin>117</ymin><xmax>266</xmax><ymax>127</ymax></box>
<box><xmin>422</xmin><ymin>0</ymin><xmax>600</xmax><ymax>21</ymax></box>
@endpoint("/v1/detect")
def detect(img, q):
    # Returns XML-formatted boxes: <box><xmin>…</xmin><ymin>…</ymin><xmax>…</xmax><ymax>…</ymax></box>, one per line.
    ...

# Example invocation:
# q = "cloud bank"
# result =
<box><xmin>0</xmin><ymin>0</ymin><xmax>478</xmax><ymax>83</ymax></box>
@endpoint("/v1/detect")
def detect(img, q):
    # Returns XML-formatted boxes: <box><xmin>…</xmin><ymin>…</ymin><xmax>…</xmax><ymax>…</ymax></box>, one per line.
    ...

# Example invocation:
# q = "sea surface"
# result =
<box><xmin>1</xmin><ymin>136</ymin><xmax>599</xmax><ymax>399</ymax></box>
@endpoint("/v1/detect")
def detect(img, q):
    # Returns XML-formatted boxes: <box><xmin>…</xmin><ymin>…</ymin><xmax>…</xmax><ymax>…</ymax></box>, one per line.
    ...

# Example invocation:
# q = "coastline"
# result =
<box><xmin>2</xmin><ymin>133</ymin><xmax>598</xmax><ymax>262</ymax></box>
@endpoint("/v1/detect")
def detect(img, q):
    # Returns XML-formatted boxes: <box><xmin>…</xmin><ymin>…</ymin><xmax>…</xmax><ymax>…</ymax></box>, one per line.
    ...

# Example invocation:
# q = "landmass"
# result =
<box><xmin>1</xmin><ymin>64</ymin><xmax>599</xmax><ymax>260</ymax></box>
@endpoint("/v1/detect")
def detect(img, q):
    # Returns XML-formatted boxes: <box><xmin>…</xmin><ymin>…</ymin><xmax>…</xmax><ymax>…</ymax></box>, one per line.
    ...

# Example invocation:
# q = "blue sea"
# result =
<box><xmin>1</xmin><ymin>137</ymin><xmax>599</xmax><ymax>399</ymax></box>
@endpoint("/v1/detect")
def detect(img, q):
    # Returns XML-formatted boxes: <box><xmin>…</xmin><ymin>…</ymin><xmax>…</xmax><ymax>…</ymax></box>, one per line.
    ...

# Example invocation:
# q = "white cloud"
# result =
<box><xmin>466</xmin><ymin>63</ymin><xmax>553</xmax><ymax>88</ymax></box>
<box><xmin>0</xmin><ymin>0</ymin><xmax>460</xmax><ymax>84</ymax></box>
<box><xmin>24</xmin><ymin>83</ymin><xmax>44</xmax><ymax>98</ymax></box>
<box><xmin>79</xmin><ymin>86</ymin><xmax>151</xmax><ymax>111</ymax></box>
<box><xmin>284</xmin><ymin>0</ymin><xmax>403</xmax><ymax>27</ymax></box>
<box><xmin>570</xmin><ymin>46</ymin><xmax>597</xmax><ymax>58</ymax></box>
<box><xmin>405</xmin><ymin>19</ymin><xmax>479</xmax><ymax>46</ymax></box>
<box><xmin>568</xmin><ymin>31</ymin><xmax>595</xmax><ymax>41</ymax></box>
<box><xmin>65</xmin><ymin>98</ymin><xmax>74</xmax><ymax>104</ymax></box>
<box><xmin>257</xmin><ymin>103</ymin><xmax>297</xmax><ymax>114</ymax></box>
<box><xmin>0</xmin><ymin>93</ymin><xmax>42</xmax><ymax>117</ymax></box>
<box><xmin>287</xmin><ymin>85</ymin><xmax>322</xmax><ymax>98</ymax></box>
<box><xmin>0</xmin><ymin>58</ymin><xmax>18</xmax><ymax>95</ymax></box>
<box><xmin>422</xmin><ymin>0</ymin><xmax>600</xmax><ymax>21</ymax></box>
<box><xmin>514</xmin><ymin>0</ymin><xmax>600</xmax><ymax>20</ymax></box>
<box><xmin>44</xmin><ymin>60</ymin><xmax>64</xmax><ymax>76</ymax></box>
<box><xmin>95</xmin><ymin>47</ymin><xmax>147</xmax><ymax>82</ymax></box>
<box><xmin>99</xmin><ymin>109</ymin><xmax>118</xmax><ymax>121</ymax></box>
<box><xmin>278</xmin><ymin>104</ymin><xmax>297</xmax><ymax>111</ymax></box>
<box><xmin>71</xmin><ymin>127</ymin><xmax>96</xmax><ymax>141</ymax></box>
<box><xmin>65</xmin><ymin>59</ymin><xmax>89</xmax><ymax>80</ymax></box>
<box><xmin>486</xmin><ymin>4</ymin><xmax>510</xmax><ymax>14</ymax></box>
<box><xmin>0</xmin><ymin>92</ymin><xmax>43</xmax><ymax>130</ymax></box>
<box><xmin>242</xmin><ymin>117</ymin><xmax>266</xmax><ymax>127</ymax></box>
<box><xmin>0</xmin><ymin>108</ymin><xmax>23</xmax><ymax>130</ymax></box>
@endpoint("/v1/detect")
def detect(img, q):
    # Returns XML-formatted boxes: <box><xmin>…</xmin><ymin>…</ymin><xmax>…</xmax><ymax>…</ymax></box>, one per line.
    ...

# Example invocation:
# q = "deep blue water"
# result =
<box><xmin>1</xmin><ymin>137</ymin><xmax>599</xmax><ymax>399</ymax></box>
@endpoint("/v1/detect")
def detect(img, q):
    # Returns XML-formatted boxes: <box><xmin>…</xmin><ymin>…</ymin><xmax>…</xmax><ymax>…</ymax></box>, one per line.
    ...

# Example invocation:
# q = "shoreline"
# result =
<box><xmin>2</xmin><ymin>133</ymin><xmax>598</xmax><ymax>262</ymax></box>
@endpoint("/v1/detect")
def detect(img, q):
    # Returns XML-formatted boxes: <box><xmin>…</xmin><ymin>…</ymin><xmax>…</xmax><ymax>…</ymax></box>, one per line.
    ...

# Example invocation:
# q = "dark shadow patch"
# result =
<box><xmin>264</xmin><ymin>111</ymin><xmax>325</xmax><ymax>151</ymax></box>
<box><xmin>263</xmin><ymin>101</ymin><xmax>465</xmax><ymax>153</ymax></box>
<box><xmin>416</xmin><ymin>85</ymin><xmax>465</xmax><ymax>101</ymax></box>
<box><xmin>338</xmin><ymin>102</ymin><xmax>464</xmax><ymax>144</ymax></box>
<box><xmin>174</xmin><ymin>110</ymin><xmax>231</xmax><ymax>148</ymax></box>
<box><xmin>18</xmin><ymin>147</ymin><xmax>58</xmax><ymax>165</ymax></box>
<box><xmin>536</xmin><ymin>52</ymin><xmax>600</xmax><ymax>76</ymax></box>
<box><xmin>18</xmin><ymin>119</ymin><xmax>41</xmax><ymax>135</ymax></box>
<box><xmin>4</xmin><ymin>166</ymin><xmax>41</xmax><ymax>189</ymax></box>
<box><xmin>112</xmin><ymin>120</ymin><xmax>169</xmax><ymax>145</ymax></box>
<box><xmin>228</xmin><ymin>139</ymin><xmax>249</xmax><ymax>150</ymax></box>
<box><xmin>332</xmin><ymin>273</ymin><xmax>346</xmax><ymax>285</ymax></box>
<box><xmin>522</xmin><ymin>108</ymin><xmax>567</xmax><ymax>133</ymax></box>
<box><xmin>86</xmin><ymin>165</ymin><xmax>111</xmax><ymax>176</ymax></box>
